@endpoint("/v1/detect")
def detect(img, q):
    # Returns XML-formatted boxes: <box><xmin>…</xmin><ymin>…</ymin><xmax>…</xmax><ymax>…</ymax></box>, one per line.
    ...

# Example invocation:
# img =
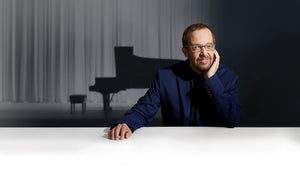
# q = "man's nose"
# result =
<box><xmin>199</xmin><ymin>47</ymin><xmax>207</xmax><ymax>55</ymax></box>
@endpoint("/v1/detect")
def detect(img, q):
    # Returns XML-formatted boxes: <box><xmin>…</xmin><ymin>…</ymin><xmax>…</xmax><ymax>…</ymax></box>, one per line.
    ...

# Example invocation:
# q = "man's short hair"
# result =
<box><xmin>182</xmin><ymin>23</ymin><xmax>216</xmax><ymax>47</ymax></box>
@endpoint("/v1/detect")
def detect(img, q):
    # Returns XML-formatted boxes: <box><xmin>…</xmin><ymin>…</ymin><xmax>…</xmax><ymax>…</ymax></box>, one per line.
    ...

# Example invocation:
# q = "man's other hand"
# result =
<box><xmin>108</xmin><ymin>123</ymin><xmax>132</xmax><ymax>140</ymax></box>
<box><xmin>204</xmin><ymin>49</ymin><xmax>220</xmax><ymax>80</ymax></box>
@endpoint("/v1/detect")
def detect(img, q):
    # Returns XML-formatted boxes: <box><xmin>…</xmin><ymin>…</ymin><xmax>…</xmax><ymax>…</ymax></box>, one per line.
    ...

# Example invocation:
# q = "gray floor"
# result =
<box><xmin>0</xmin><ymin>103</ymin><xmax>163</xmax><ymax>127</ymax></box>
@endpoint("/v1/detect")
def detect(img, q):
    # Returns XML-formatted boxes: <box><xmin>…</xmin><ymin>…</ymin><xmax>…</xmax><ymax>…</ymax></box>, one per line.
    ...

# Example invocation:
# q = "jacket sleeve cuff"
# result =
<box><xmin>200</xmin><ymin>74</ymin><xmax>225</xmax><ymax>98</ymax></box>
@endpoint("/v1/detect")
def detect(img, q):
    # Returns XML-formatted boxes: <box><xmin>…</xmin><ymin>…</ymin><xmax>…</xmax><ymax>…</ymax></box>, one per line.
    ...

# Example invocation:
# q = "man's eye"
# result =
<box><xmin>206</xmin><ymin>44</ymin><xmax>214</xmax><ymax>49</ymax></box>
<box><xmin>192</xmin><ymin>46</ymin><xmax>199</xmax><ymax>49</ymax></box>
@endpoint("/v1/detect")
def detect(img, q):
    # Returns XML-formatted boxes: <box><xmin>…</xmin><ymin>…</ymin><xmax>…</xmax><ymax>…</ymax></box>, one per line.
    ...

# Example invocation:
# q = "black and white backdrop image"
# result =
<box><xmin>0</xmin><ymin>0</ymin><xmax>299</xmax><ymax>126</ymax></box>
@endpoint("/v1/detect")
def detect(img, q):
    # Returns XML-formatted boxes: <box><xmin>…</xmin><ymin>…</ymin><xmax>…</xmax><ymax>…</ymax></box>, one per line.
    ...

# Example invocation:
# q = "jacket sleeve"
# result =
<box><xmin>201</xmin><ymin>73</ymin><xmax>242</xmax><ymax>128</ymax></box>
<box><xmin>114</xmin><ymin>71</ymin><xmax>161</xmax><ymax>132</ymax></box>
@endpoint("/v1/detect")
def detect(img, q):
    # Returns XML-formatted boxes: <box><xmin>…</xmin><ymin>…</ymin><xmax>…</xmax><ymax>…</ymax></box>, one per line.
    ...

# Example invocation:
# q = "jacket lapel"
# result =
<box><xmin>177</xmin><ymin>77</ymin><xmax>191</xmax><ymax>126</ymax></box>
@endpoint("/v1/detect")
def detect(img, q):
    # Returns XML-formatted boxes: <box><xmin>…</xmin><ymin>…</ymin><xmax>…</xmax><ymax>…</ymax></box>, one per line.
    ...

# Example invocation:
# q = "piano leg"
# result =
<box><xmin>103</xmin><ymin>93</ymin><xmax>112</xmax><ymax>113</ymax></box>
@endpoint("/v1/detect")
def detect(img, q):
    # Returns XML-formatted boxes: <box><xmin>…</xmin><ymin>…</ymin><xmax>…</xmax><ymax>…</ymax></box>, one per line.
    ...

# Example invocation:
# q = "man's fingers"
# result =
<box><xmin>109</xmin><ymin>123</ymin><xmax>132</xmax><ymax>140</ymax></box>
<box><xmin>211</xmin><ymin>50</ymin><xmax>219</xmax><ymax>71</ymax></box>
<box><xmin>119</xmin><ymin>126</ymin><xmax>126</xmax><ymax>140</ymax></box>
<box><xmin>114</xmin><ymin>124</ymin><xmax>122</xmax><ymax>140</ymax></box>
<box><xmin>125</xmin><ymin>131</ymin><xmax>132</xmax><ymax>139</ymax></box>
<box><xmin>108</xmin><ymin>130</ymin><xmax>111</xmax><ymax>139</ymax></box>
<box><xmin>214</xmin><ymin>49</ymin><xmax>220</xmax><ymax>63</ymax></box>
<box><xmin>110</xmin><ymin>128</ymin><xmax>115</xmax><ymax>140</ymax></box>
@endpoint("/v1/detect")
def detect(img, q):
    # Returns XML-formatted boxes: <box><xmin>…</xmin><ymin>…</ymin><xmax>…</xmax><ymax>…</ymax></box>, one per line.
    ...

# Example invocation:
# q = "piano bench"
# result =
<box><xmin>69</xmin><ymin>94</ymin><xmax>87</xmax><ymax>114</ymax></box>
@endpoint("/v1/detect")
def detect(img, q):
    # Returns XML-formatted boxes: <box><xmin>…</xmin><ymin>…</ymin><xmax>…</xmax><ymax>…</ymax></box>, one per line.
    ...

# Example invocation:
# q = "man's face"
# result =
<box><xmin>182</xmin><ymin>28</ymin><xmax>215</xmax><ymax>74</ymax></box>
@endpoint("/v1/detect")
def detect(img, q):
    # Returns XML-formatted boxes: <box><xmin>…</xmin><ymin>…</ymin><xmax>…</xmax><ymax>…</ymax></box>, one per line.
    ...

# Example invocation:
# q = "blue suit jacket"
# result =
<box><xmin>116</xmin><ymin>60</ymin><xmax>241</xmax><ymax>132</ymax></box>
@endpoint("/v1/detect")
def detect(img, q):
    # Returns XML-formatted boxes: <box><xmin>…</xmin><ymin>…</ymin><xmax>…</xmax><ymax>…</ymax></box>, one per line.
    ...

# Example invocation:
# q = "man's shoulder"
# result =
<box><xmin>217</xmin><ymin>64</ymin><xmax>239</xmax><ymax>83</ymax></box>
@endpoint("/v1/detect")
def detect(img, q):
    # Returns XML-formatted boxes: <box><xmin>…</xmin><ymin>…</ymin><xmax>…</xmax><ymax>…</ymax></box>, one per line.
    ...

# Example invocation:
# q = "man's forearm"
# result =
<box><xmin>202</xmin><ymin>74</ymin><xmax>242</xmax><ymax>127</ymax></box>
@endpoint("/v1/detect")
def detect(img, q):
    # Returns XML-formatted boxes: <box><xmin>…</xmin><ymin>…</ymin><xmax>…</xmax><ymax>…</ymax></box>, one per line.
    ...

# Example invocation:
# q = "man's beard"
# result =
<box><xmin>190</xmin><ymin>56</ymin><xmax>211</xmax><ymax>73</ymax></box>
<box><xmin>192</xmin><ymin>61</ymin><xmax>207</xmax><ymax>73</ymax></box>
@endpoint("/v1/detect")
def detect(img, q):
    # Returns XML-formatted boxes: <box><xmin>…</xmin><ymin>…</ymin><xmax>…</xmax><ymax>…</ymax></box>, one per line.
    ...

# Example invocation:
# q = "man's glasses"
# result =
<box><xmin>186</xmin><ymin>43</ymin><xmax>215</xmax><ymax>52</ymax></box>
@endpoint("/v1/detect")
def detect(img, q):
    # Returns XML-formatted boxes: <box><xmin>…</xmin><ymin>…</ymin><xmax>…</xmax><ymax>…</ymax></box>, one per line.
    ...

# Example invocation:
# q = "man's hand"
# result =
<box><xmin>108</xmin><ymin>123</ymin><xmax>132</xmax><ymax>140</ymax></box>
<box><xmin>204</xmin><ymin>49</ymin><xmax>220</xmax><ymax>80</ymax></box>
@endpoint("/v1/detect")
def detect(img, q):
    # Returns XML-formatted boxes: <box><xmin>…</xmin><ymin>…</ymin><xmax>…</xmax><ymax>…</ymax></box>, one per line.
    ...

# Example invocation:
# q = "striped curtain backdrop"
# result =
<box><xmin>0</xmin><ymin>0</ymin><xmax>213</xmax><ymax>105</ymax></box>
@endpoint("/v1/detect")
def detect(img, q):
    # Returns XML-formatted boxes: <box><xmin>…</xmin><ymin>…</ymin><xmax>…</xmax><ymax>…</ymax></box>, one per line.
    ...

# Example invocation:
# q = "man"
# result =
<box><xmin>109</xmin><ymin>23</ymin><xmax>241</xmax><ymax>140</ymax></box>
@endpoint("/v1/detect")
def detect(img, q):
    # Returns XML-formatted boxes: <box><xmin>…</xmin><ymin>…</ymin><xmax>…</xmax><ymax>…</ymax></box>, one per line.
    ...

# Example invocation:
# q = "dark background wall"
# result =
<box><xmin>1</xmin><ymin>0</ymin><xmax>300</xmax><ymax>127</ymax></box>
<box><xmin>210</xmin><ymin>0</ymin><xmax>300</xmax><ymax>126</ymax></box>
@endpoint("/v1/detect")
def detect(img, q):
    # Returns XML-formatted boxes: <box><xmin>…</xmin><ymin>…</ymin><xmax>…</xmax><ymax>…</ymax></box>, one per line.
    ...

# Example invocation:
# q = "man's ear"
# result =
<box><xmin>182</xmin><ymin>47</ymin><xmax>189</xmax><ymax>58</ymax></box>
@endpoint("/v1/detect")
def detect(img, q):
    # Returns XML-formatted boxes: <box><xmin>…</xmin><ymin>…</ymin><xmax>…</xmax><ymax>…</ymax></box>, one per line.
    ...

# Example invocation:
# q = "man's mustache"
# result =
<box><xmin>197</xmin><ymin>54</ymin><xmax>210</xmax><ymax>60</ymax></box>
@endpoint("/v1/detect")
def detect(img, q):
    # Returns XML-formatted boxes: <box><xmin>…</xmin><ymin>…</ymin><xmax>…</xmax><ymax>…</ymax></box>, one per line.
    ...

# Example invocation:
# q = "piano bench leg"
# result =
<box><xmin>82</xmin><ymin>102</ymin><xmax>86</xmax><ymax>113</ymax></box>
<box><xmin>70</xmin><ymin>103</ymin><xmax>75</xmax><ymax>114</ymax></box>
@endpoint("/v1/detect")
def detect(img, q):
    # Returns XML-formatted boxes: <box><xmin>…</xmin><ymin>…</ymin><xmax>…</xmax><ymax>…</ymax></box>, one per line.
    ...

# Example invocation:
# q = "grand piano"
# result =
<box><xmin>89</xmin><ymin>47</ymin><xmax>182</xmax><ymax>112</ymax></box>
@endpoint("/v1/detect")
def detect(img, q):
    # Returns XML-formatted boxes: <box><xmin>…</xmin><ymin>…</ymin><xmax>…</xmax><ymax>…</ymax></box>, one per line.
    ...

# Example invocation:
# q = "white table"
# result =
<box><xmin>0</xmin><ymin>127</ymin><xmax>299</xmax><ymax>169</ymax></box>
